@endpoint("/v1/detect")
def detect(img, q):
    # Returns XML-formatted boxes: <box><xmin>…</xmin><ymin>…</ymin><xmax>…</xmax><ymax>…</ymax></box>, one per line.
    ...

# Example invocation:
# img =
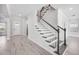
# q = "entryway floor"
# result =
<box><xmin>0</xmin><ymin>35</ymin><xmax>52</xmax><ymax>55</ymax></box>
<box><xmin>64</xmin><ymin>36</ymin><xmax>79</xmax><ymax>55</ymax></box>
<box><xmin>0</xmin><ymin>36</ymin><xmax>79</xmax><ymax>55</ymax></box>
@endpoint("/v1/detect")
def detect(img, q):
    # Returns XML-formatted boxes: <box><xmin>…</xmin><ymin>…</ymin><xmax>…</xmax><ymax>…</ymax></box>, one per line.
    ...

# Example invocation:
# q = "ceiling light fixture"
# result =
<box><xmin>18</xmin><ymin>14</ymin><xmax>22</xmax><ymax>16</ymax></box>
<box><xmin>69</xmin><ymin>8</ymin><xmax>73</xmax><ymax>10</ymax></box>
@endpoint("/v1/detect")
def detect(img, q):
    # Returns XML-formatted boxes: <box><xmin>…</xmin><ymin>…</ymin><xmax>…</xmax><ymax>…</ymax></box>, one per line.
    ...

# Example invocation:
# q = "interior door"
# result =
<box><xmin>13</xmin><ymin>23</ymin><xmax>21</xmax><ymax>35</ymax></box>
<box><xmin>12</xmin><ymin>17</ymin><xmax>27</xmax><ymax>36</ymax></box>
<box><xmin>12</xmin><ymin>17</ymin><xmax>21</xmax><ymax>35</ymax></box>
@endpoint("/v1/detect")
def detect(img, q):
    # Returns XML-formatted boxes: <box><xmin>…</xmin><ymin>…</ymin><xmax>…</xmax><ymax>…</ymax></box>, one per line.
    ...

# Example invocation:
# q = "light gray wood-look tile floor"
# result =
<box><xmin>64</xmin><ymin>36</ymin><xmax>79</xmax><ymax>55</ymax></box>
<box><xmin>0</xmin><ymin>35</ymin><xmax>52</xmax><ymax>55</ymax></box>
<box><xmin>0</xmin><ymin>36</ymin><xmax>79</xmax><ymax>55</ymax></box>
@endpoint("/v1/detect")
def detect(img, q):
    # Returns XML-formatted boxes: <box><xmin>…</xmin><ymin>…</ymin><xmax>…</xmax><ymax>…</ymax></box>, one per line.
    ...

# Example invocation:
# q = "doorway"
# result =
<box><xmin>11</xmin><ymin>16</ymin><xmax>28</xmax><ymax>36</ymax></box>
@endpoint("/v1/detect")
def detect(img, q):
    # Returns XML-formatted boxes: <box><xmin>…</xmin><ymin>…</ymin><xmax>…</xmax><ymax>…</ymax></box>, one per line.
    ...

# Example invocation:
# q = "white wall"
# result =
<box><xmin>0</xmin><ymin>5</ymin><xmax>8</xmax><ymax>16</ymax></box>
<box><xmin>58</xmin><ymin>9</ymin><xmax>79</xmax><ymax>37</ymax></box>
<box><xmin>58</xmin><ymin>9</ymin><xmax>68</xmax><ymax>28</ymax></box>
<box><xmin>58</xmin><ymin>9</ymin><xmax>69</xmax><ymax>40</ymax></box>
<box><xmin>43</xmin><ymin>8</ymin><xmax>58</xmax><ymax>29</ymax></box>
<box><xmin>67</xmin><ymin>16</ymin><xmax>79</xmax><ymax>37</ymax></box>
<box><xmin>7</xmin><ymin>4</ymin><xmax>45</xmax><ymax>36</ymax></box>
<box><xmin>0</xmin><ymin>5</ymin><xmax>11</xmax><ymax>40</ymax></box>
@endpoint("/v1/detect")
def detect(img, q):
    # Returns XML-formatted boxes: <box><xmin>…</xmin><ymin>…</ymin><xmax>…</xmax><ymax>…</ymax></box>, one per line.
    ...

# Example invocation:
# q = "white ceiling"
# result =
<box><xmin>55</xmin><ymin>4</ymin><xmax>79</xmax><ymax>19</ymax></box>
<box><xmin>0</xmin><ymin>4</ymin><xmax>79</xmax><ymax>19</ymax></box>
<box><xmin>8</xmin><ymin>4</ymin><xmax>79</xmax><ymax>19</ymax></box>
<box><xmin>8</xmin><ymin>4</ymin><xmax>44</xmax><ymax>17</ymax></box>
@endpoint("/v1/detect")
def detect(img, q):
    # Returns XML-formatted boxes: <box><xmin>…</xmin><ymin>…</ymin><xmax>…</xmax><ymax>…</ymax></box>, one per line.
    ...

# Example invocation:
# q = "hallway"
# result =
<box><xmin>0</xmin><ymin>36</ymin><xmax>51</xmax><ymax>55</ymax></box>
<box><xmin>0</xmin><ymin>4</ymin><xmax>79</xmax><ymax>55</ymax></box>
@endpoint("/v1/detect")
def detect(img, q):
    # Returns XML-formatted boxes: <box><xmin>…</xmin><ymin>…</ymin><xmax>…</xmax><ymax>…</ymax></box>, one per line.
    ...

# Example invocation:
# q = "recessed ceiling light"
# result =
<box><xmin>18</xmin><ymin>14</ymin><xmax>22</xmax><ymax>16</ymax></box>
<box><xmin>69</xmin><ymin>8</ymin><xmax>73</xmax><ymax>10</ymax></box>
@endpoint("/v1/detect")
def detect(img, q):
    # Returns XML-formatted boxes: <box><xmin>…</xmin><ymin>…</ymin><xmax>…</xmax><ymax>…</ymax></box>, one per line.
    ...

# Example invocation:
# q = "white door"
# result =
<box><xmin>13</xmin><ymin>23</ymin><xmax>21</xmax><ymax>35</ymax></box>
<box><xmin>12</xmin><ymin>16</ymin><xmax>28</xmax><ymax>36</ymax></box>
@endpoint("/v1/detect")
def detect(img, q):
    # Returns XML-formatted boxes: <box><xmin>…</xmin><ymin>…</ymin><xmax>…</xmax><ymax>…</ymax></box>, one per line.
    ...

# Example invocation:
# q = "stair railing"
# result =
<box><xmin>41</xmin><ymin>18</ymin><xmax>60</xmax><ymax>54</ymax></box>
<box><xmin>37</xmin><ymin>4</ymin><xmax>66</xmax><ymax>55</ymax></box>
<box><xmin>57</xmin><ymin>25</ymin><xmax>66</xmax><ymax>46</ymax></box>
<box><xmin>41</xmin><ymin>19</ymin><xmax>67</xmax><ymax>55</ymax></box>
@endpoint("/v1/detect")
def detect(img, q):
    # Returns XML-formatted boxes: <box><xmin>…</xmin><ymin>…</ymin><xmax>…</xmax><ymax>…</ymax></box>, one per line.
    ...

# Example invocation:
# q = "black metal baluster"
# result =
<box><xmin>64</xmin><ymin>28</ymin><xmax>66</xmax><ymax>46</ymax></box>
<box><xmin>27</xmin><ymin>24</ymin><xmax>28</xmax><ymax>36</ymax></box>
<box><xmin>57</xmin><ymin>28</ymin><xmax>60</xmax><ymax>54</ymax></box>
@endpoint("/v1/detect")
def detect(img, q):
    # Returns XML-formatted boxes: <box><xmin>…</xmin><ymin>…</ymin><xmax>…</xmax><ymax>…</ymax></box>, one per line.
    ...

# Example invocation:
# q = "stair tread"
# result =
<box><xmin>38</xmin><ymin>29</ymin><xmax>49</xmax><ymax>31</ymax></box>
<box><xmin>49</xmin><ymin>40</ymin><xmax>63</xmax><ymax>49</ymax></box>
<box><xmin>46</xmin><ymin>35</ymin><xmax>57</xmax><ymax>40</ymax></box>
<box><xmin>35</xmin><ymin>27</ymin><xmax>46</xmax><ymax>29</ymax></box>
<box><xmin>40</xmin><ymin>31</ymin><xmax>52</xmax><ymax>33</ymax></box>
<box><xmin>38</xmin><ymin>30</ymin><xmax>51</xmax><ymax>32</ymax></box>
<box><xmin>35</xmin><ymin>25</ymin><xmax>47</xmax><ymax>29</ymax></box>
<box><xmin>40</xmin><ymin>32</ymin><xmax>52</xmax><ymax>35</ymax></box>
<box><xmin>36</xmin><ymin>25</ymin><xmax>46</xmax><ymax>28</ymax></box>
<box><xmin>41</xmin><ymin>33</ymin><xmax>55</xmax><ymax>36</ymax></box>
<box><xmin>45</xmin><ymin>37</ymin><xmax>57</xmax><ymax>43</ymax></box>
<box><xmin>42</xmin><ymin>33</ymin><xmax>55</xmax><ymax>38</ymax></box>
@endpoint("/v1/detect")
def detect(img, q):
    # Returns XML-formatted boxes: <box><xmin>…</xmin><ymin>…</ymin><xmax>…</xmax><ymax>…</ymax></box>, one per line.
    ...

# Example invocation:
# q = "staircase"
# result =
<box><xmin>35</xmin><ymin>4</ymin><xmax>67</xmax><ymax>55</ymax></box>
<box><xmin>35</xmin><ymin>20</ymin><xmax>66</xmax><ymax>55</ymax></box>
